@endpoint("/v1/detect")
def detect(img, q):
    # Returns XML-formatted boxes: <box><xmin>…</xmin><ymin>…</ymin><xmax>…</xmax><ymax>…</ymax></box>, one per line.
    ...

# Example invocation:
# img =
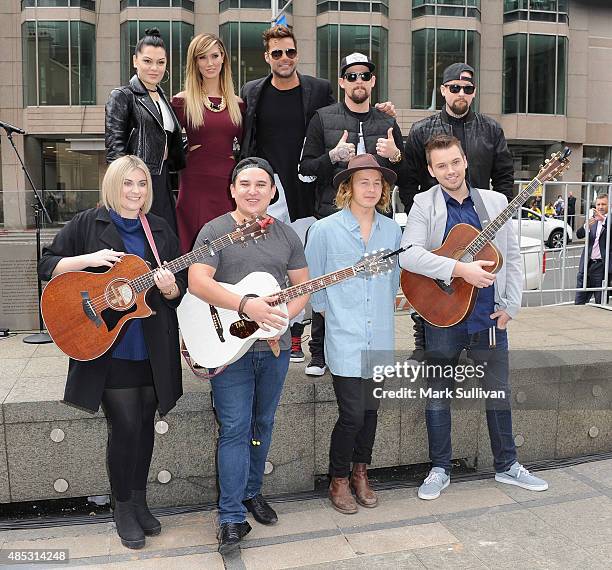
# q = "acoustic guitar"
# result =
<box><xmin>41</xmin><ymin>216</ymin><xmax>273</xmax><ymax>361</ymax></box>
<box><xmin>178</xmin><ymin>248</ymin><xmax>400</xmax><ymax>369</ymax></box>
<box><xmin>401</xmin><ymin>148</ymin><xmax>571</xmax><ymax>327</ymax></box>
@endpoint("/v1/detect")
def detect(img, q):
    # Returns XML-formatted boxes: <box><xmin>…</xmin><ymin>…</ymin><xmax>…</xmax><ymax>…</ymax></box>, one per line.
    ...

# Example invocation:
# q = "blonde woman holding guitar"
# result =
<box><xmin>38</xmin><ymin>155</ymin><xmax>186</xmax><ymax>550</ymax></box>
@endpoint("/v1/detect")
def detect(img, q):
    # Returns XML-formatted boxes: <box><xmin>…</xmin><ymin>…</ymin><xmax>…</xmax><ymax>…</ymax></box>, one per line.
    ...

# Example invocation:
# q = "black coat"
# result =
<box><xmin>299</xmin><ymin>102</ymin><xmax>404</xmax><ymax>219</ymax></box>
<box><xmin>105</xmin><ymin>75</ymin><xmax>186</xmax><ymax>175</ymax></box>
<box><xmin>576</xmin><ymin>215</ymin><xmax>612</xmax><ymax>277</ymax></box>
<box><xmin>399</xmin><ymin>108</ymin><xmax>514</xmax><ymax>212</ymax></box>
<box><xmin>38</xmin><ymin>208</ymin><xmax>187</xmax><ymax>415</ymax></box>
<box><xmin>240</xmin><ymin>73</ymin><xmax>335</xmax><ymax>220</ymax></box>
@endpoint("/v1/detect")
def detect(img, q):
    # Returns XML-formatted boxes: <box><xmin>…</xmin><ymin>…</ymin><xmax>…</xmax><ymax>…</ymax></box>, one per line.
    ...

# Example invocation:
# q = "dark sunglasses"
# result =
<box><xmin>268</xmin><ymin>48</ymin><xmax>298</xmax><ymax>60</ymax></box>
<box><xmin>445</xmin><ymin>84</ymin><xmax>475</xmax><ymax>95</ymax></box>
<box><xmin>343</xmin><ymin>71</ymin><xmax>373</xmax><ymax>82</ymax></box>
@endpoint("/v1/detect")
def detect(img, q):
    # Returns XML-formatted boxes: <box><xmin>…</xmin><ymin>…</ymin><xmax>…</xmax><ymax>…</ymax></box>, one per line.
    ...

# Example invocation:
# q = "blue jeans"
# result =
<box><xmin>424</xmin><ymin>322</ymin><xmax>517</xmax><ymax>474</ymax></box>
<box><xmin>210</xmin><ymin>348</ymin><xmax>290</xmax><ymax>524</ymax></box>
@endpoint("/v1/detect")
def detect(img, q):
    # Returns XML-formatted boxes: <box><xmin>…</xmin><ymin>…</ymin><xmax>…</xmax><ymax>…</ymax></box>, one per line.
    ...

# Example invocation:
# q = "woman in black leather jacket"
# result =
<box><xmin>105</xmin><ymin>28</ymin><xmax>185</xmax><ymax>233</ymax></box>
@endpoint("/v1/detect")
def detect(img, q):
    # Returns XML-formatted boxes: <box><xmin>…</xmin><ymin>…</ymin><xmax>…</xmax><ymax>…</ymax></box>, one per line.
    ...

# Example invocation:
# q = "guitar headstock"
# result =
<box><xmin>537</xmin><ymin>147</ymin><xmax>571</xmax><ymax>183</ymax></box>
<box><xmin>231</xmin><ymin>215</ymin><xmax>274</xmax><ymax>245</ymax></box>
<box><xmin>354</xmin><ymin>248</ymin><xmax>396</xmax><ymax>276</ymax></box>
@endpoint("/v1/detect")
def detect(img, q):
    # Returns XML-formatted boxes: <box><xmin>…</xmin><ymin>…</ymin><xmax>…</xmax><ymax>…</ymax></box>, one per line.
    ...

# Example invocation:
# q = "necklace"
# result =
<box><xmin>203</xmin><ymin>93</ymin><xmax>226</xmax><ymax>113</ymax></box>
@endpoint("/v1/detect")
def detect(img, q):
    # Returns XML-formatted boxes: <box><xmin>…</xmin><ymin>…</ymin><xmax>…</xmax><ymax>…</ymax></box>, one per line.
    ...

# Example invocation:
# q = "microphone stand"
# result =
<box><xmin>2</xmin><ymin>126</ymin><xmax>53</xmax><ymax>344</ymax></box>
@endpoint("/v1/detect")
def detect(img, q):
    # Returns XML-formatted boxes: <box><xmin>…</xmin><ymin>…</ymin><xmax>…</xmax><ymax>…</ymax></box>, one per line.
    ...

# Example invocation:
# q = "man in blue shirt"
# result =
<box><xmin>399</xmin><ymin>135</ymin><xmax>548</xmax><ymax>500</ymax></box>
<box><xmin>305</xmin><ymin>154</ymin><xmax>401</xmax><ymax>514</ymax></box>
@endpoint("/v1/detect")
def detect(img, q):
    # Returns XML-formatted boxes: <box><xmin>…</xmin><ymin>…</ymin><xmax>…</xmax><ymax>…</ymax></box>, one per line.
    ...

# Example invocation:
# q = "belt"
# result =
<box><xmin>589</xmin><ymin>259</ymin><xmax>603</xmax><ymax>264</ymax></box>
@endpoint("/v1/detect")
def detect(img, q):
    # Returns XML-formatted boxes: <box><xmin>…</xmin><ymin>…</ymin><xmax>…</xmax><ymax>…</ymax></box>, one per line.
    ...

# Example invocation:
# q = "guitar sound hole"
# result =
<box><xmin>106</xmin><ymin>279</ymin><xmax>135</xmax><ymax>310</ymax></box>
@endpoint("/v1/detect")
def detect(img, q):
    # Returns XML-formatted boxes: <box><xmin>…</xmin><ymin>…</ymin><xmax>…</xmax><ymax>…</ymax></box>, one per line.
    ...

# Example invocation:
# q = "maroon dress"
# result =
<box><xmin>171</xmin><ymin>96</ymin><xmax>245</xmax><ymax>253</ymax></box>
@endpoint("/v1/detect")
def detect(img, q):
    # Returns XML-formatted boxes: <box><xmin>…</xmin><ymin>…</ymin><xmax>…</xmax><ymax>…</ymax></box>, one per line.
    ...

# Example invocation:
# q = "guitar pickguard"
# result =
<box><xmin>230</xmin><ymin>319</ymin><xmax>260</xmax><ymax>339</ymax></box>
<box><xmin>101</xmin><ymin>304</ymin><xmax>138</xmax><ymax>332</ymax></box>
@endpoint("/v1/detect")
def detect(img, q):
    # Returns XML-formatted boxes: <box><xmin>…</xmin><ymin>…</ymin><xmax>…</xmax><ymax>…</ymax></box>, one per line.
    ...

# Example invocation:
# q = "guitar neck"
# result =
<box><xmin>465</xmin><ymin>178</ymin><xmax>541</xmax><ymax>256</ymax></box>
<box><xmin>270</xmin><ymin>267</ymin><xmax>358</xmax><ymax>306</ymax></box>
<box><xmin>130</xmin><ymin>233</ymin><xmax>236</xmax><ymax>293</ymax></box>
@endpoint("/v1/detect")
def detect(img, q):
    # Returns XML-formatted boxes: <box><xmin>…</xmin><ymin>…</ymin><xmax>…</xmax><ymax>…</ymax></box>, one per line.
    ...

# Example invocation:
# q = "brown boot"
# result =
<box><xmin>350</xmin><ymin>463</ymin><xmax>378</xmax><ymax>508</ymax></box>
<box><xmin>328</xmin><ymin>477</ymin><xmax>358</xmax><ymax>514</ymax></box>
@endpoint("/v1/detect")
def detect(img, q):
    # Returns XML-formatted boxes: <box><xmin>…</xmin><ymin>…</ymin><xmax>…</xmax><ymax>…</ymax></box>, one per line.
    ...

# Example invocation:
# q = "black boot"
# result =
<box><xmin>409</xmin><ymin>313</ymin><xmax>426</xmax><ymax>362</ymax></box>
<box><xmin>113</xmin><ymin>498</ymin><xmax>145</xmax><ymax>549</ymax></box>
<box><xmin>130</xmin><ymin>489</ymin><xmax>161</xmax><ymax>536</ymax></box>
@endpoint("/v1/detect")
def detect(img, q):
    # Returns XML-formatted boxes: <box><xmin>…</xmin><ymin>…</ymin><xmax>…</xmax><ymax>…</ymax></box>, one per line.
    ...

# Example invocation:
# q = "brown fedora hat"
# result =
<box><xmin>332</xmin><ymin>153</ymin><xmax>397</xmax><ymax>190</ymax></box>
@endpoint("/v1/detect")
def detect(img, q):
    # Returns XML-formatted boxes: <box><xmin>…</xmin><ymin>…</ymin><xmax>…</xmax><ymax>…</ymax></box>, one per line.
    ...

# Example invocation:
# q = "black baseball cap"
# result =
<box><xmin>231</xmin><ymin>157</ymin><xmax>278</xmax><ymax>203</ymax></box>
<box><xmin>340</xmin><ymin>52</ymin><xmax>375</xmax><ymax>77</ymax></box>
<box><xmin>442</xmin><ymin>63</ymin><xmax>475</xmax><ymax>85</ymax></box>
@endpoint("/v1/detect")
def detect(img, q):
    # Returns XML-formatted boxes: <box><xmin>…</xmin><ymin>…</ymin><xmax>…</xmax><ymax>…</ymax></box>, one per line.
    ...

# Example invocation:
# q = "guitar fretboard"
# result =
<box><xmin>129</xmin><ymin>233</ymin><xmax>237</xmax><ymax>293</ymax></box>
<box><xmin>270</xmin><ymin>267</ymin><xmax>358</xmax><ymax>306</ymax></box>
<box><xmin>464</xmin><ymin>177</ymin><xmax>541</xmax><ymax>257</ymax></box>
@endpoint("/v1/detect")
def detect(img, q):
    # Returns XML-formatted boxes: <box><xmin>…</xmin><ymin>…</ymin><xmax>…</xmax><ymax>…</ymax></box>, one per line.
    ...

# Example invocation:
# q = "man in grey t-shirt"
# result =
<box><xmin>189</xmin><ymin>157</ymin><xmax>309</xmax><ymax>554</ymax></box>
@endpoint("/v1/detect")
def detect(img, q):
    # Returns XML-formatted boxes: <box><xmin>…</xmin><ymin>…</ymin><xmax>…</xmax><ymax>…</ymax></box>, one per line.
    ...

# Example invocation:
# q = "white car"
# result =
<box><xmin>393</xmin><ymin>213</ymin><xmax>545</xmax><ymax>290</ymax></box>
<box><xmin>511</xmin><ymin>207</ymin><xmax>573</xmax><ymax>249</ymax></box>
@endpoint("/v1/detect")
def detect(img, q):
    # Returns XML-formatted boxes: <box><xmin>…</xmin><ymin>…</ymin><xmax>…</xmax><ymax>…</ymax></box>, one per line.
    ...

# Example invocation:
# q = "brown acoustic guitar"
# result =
<box><xmin>401</xmin><ymin>148</ymin><xmax>571</xmax><ymax>327</ymax></box>
<box><xmin>41</xmin><ymin>216</ymin><xmax>273</xmax><ymax>361</ymax></box>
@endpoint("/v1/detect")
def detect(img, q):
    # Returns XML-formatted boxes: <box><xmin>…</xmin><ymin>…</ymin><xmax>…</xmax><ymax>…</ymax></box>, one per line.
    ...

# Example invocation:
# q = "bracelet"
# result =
<box><xmin>162</xmin><ymin>283</ymin><xmax>177</xmax><ymax>297</ymax></box>
<box><xmin>389</xmin><ymin>149</ymin><xmax>402</xmax><ymax>164</ymax></box>
<box><xmin>238</xmin><ymin>294</ymin><xmax>257</xmax><ymax>320</ymax></box>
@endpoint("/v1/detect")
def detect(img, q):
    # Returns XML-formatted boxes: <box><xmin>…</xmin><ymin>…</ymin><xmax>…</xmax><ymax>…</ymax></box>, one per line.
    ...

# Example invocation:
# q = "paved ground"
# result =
<box><xmin>2</xmin><ymin>458</ymin><xmax>612</xmax><ymax>569</ymax></box>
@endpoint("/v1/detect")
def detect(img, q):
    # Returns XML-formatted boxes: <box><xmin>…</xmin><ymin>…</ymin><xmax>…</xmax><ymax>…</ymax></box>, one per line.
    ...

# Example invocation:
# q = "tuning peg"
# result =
<box><xmin>545</xmin><ymin>159</ymin><xmax>550</xmax><ymax>164</ymax></box>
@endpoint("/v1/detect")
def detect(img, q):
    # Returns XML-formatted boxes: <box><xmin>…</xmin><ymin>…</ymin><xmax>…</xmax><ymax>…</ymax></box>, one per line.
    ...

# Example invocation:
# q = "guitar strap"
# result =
<box><xmin>139</xmin><ymin>211</ymin><xmax>162</xmax><ymax>268</ymax></box>
<box><xmin>469</xmin><ymin>187</ymin><xmax>491</xmax><ymax>229</ymax></box>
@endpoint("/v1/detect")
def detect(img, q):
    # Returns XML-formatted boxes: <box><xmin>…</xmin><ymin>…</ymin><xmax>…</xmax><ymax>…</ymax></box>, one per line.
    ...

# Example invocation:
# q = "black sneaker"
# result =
<box><xmin>243</xmin><ymin>494</ymin><xmax>278</xmax><ymax>525</ymax></box>
<box><xmin>218</xmin><ymin>521</ymin><xmax>252</xmax><ymax>554</ymax></box>
<box><xmin>290</xmin><ymin>322</ymin><xmax>305</xmax><ymax>363</ymax></box>
<box><xmin>305</xmin><ymin>355</ymin><xmax>327</xmax><ymax>376</ymax></box>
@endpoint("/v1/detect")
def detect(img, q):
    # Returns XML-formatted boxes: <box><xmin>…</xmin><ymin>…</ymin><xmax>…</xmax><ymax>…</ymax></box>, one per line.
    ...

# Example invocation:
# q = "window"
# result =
<box><xmin>21</xmin><ymin>0</ymin><xmax>95</xmax><ymax>9</ymax></box>
<box><xmin>583</xmin><ymin>147</ymin><xmax>612</xmax><ymax>184</ymax></box>
<box><xmin>317</xmin><ymin>25</ymin><xmax>388</xmax><ymax>103</ymax></box>
<box><xmin>219</xmin><ymin>21</ymin><xmax>270</xmax><ymax>91</ymax></box>
<box><xmin>503</xmin><ymin>34</ymin><xmax>567</xmax><ymax>114</ymax></box>
<box><xmin>120</xmin><ymin>21</ymin><xmax>194</xmax><ymax>97</ymax></box>
<box><xmin>504</xmin><ymin>0</ymin><xmax>568</xmax><ymax>23</ymax></box>
<box><xmin>412</xmin><ymin>1</ymin><xmax>481</xmax><ymax>19</ymax></box>
<box><xmin>41</xmin><ymin>140</ymin><xmax>101</xmax><ymax>225</ymax></box>
<box><xmin>22</xmin><ymin>21</ymin><xmax>96</xmax><ymax>106</ymax></box>
<box><xmin>219</xmin><ymin>0</ymin><xmax>292</xmax><ymax>12</ymax></box>
<box><xmin>120</xmin><ymin>0</ymin><xmax>194</xmax><ymax>9</ymax></box>
<box><xmin>316</xmin><ymin>1</ymin><xmax>389</xmax><ymax>16</ymax></box>
<box><xmin>411</xmin><ymin>28</ymin><xmax>480</xmax><ymax>110</ymax></box>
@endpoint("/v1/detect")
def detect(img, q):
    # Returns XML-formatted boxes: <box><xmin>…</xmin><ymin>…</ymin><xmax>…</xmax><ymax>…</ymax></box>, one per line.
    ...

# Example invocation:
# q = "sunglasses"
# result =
<box><xmin>445</xmin><ymin>84</ymin><xmax>475</xmax><ymax>95</ymax></box>
<box><xmin>343</xmin><ymin>71</ymin><xmax>373</xmax><ymax>82</ymax></box>
<box><xmin>268</xmin><ymin>48</ymin><xmax>298</xmax><ymax>60</ymax></box>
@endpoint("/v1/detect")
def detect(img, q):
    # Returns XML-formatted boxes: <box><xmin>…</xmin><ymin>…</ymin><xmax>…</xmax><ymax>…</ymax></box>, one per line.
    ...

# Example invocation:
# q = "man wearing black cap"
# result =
<box><xmin>299</xmin><ymin>52</ymin><xmax>404</xmax><ymax>377</ymax></box>
<box><xmin>400</xmin><ymin>62</ymin><xmax>514</xmax><ymax>361</ymax></box>
<box><xmin>305</xmin><ymin>153</ymin><xmax>401</xmax><ymax>514</ymax></box>
<box><xmin>188</xmin><ymin>157</ymin><xmax>309</xmax><ymax>554</ymax></box>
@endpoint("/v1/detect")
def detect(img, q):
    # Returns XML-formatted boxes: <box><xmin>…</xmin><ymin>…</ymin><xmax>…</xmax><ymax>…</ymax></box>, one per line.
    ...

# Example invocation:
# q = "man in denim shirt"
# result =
<box><xmin>305</xmin><ymin>154</ymin><xmax>401</xmax><ymax>514</ymax></box>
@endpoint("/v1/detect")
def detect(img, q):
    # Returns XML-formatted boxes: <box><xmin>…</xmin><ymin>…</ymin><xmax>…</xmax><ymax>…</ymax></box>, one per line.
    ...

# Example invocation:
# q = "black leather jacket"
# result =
<box><xmin>399</xmin><ymin>108</ymin><xmax>514</xmax><ymax>212</ymax></box>
<box><xmin>105</xmin><ymin>75</ymin><xmax>185</xmax><ymax>175</ymax></box>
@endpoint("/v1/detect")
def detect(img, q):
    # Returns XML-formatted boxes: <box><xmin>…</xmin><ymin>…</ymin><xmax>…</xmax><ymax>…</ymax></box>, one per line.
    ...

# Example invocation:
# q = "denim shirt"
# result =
<box><xmin>305</xmin><ymin>208</ymin><xmax>401</xmax><ymax>378</ymax></box>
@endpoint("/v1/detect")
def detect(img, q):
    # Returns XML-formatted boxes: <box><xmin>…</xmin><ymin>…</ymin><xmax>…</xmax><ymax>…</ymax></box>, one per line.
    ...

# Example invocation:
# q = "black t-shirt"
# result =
<box><xmin>256</xmin><ymin>83</ymin><xmax>305</xmax><ymax>202</ymax></box>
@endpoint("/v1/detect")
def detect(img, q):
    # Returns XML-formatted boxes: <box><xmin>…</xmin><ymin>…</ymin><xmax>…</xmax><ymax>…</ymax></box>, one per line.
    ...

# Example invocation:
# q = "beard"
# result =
<box><xmin>272</xmin><ymin>62</ymin><xmax>297</xmax><ymax>79</ymax></box>
<box><xmin>448</xmin><ymin>99</ymin><xmax>469</xmax><ymax>116</ymax></box>
<box><xmin>348</xmin><ymin>87</ymin><xmax>369</xmax><ymax>104</ymax></box>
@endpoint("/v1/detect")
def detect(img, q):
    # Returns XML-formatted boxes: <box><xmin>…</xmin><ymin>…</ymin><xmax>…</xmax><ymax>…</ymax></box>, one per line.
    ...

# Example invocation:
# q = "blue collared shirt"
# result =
<box><xmin>442</xmin><ymin>189</ymin><xmax>495</xmax><ymax>334</ymax></box>
<box><xmin>305</xmin><ymin>208</ymin><xmax>401</xmax><ymax>378</ymax></box>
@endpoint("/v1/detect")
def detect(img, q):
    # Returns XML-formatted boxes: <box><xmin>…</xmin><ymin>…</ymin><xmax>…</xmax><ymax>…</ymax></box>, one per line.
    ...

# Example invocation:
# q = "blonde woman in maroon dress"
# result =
<box><xmin>172</xmin><ymin>33</ymin><xmax>245</xmax><ymax>253</ymax></box>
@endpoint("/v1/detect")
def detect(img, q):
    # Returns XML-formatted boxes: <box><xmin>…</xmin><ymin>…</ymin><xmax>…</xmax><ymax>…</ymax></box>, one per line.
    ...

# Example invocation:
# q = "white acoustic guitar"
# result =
<box><xmin>177</xmin><ymin>248</ymin><xmax>400</xmax><ymax>369</ymax></box>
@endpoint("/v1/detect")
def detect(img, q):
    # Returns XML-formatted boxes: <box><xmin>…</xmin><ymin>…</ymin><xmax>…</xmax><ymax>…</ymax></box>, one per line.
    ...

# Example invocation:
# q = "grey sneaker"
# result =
<box><xmin>495</xmin><ymin>462</ymin><xmax>548</xmax><ymax>491</ymax></box>
<box><xmin>417</xmin><ymin>467</ymin><xmax>450</xmax><ymax>500</ymax></box>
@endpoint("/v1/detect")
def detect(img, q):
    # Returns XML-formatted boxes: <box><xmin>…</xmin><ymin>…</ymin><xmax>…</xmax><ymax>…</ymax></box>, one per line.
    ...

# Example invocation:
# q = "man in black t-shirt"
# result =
<box><xmin>299</xmin><ymin>52</ymin><xmax>405</xmax><ymax>376</ymax></box>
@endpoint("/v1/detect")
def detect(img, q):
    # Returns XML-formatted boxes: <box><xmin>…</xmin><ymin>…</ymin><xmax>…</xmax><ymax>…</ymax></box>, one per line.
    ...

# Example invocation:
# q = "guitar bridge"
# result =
<box><xmin>209</xmin><ymin>304</ymin><xmax>225</xmax><ymax>342</ymax></box>
<box><xmin>81</xmin><ymin>291</ymin><xmax>103</xmax><ymax>328</ymax></box>
<box><xmin>434</xmin><ymin>279</ymin><xmax>454</xmax><ymax>295</ymax></box>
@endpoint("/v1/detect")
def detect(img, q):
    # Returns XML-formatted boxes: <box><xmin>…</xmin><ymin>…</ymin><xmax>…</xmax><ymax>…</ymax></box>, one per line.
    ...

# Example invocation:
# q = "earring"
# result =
<box><xmin>161</xmin><ymin>69</ymin><xmax>170</xmax><ymax>84</ymax></box>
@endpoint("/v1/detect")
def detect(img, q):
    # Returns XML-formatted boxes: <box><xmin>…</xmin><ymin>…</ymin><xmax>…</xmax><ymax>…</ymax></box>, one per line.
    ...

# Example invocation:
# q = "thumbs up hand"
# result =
<box><xmin>376</xmin><ymin>127</ymin><xmax>399</xmax><ymax>160</ymax></box>
<box><xmin>329</xmin><ymin>130</ymin><xmax>356</xmax><ymax>164</ymax></box>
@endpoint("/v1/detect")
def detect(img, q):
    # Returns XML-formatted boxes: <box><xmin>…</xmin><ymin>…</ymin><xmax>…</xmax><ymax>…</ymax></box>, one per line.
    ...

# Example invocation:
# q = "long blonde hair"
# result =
<box><xmin>102</xmin><ymin>156</ymin><xmax>153</xmax><ymax>214</ymax></box>
<box><xmin>183</xmin><ymin>33</ymin><xmax>241</xmax><ymax>129</ymax></box>
<box><xmin>335</xmin><ymin>174</ymin><xmax>392</xmax><ymax>213</ymax></box>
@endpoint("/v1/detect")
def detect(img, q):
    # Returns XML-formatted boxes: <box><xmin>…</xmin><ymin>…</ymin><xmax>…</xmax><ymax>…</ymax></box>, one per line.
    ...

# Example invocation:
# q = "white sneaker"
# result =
<box><xmin>305</xmin><ymin>356</ymin><xmax>327</xmax><ymax>376</ymax></box>
<box><xmin>417</xmin><ymin>467</ymin><xmax>450</xmax><ymax>500</ymax></box>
